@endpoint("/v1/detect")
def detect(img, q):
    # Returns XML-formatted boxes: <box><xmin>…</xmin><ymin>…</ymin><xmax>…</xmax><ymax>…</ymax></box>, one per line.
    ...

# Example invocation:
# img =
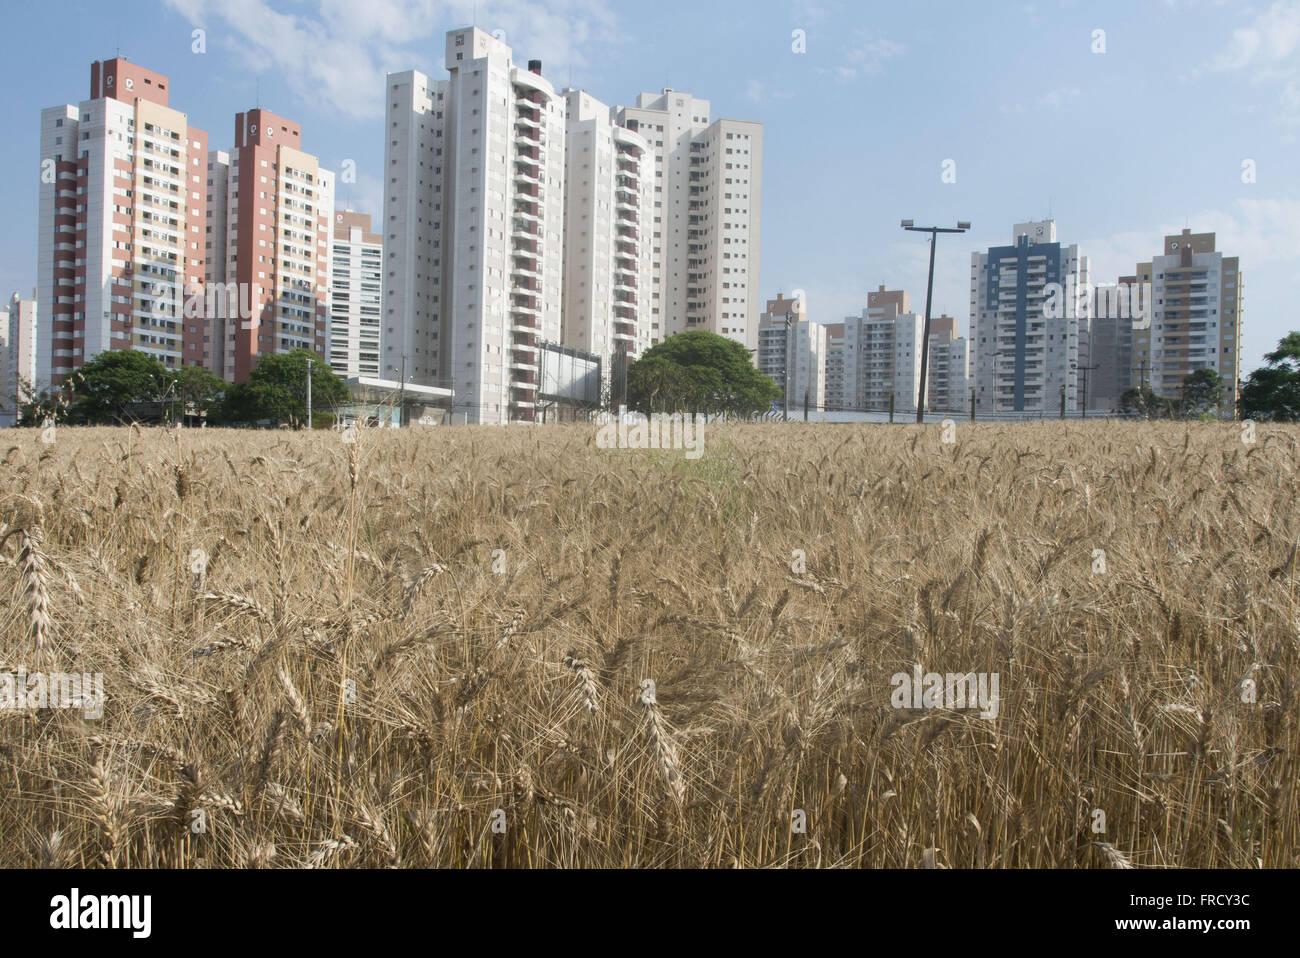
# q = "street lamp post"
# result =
<box><xmin>784</xmin><ymin>313</ymin><xmax>794</xmax><ymax>422</ymax></box>
<box><xmin>901</xmin><ymin>220</ymin><xmax>970</xmax><ymax>423</ymax></box>
<box><xmin>305</xmin><ymin>357</ymin><xmax>313</xmax><ymax>430</ymax></box>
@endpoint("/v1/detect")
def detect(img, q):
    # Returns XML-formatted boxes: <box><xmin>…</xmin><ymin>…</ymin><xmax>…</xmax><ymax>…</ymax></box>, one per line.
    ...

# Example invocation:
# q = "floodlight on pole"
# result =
<box><xmin>900</xmin><ymin>221</ymin><xmax>970</xmax><ymax>423</ymax></box>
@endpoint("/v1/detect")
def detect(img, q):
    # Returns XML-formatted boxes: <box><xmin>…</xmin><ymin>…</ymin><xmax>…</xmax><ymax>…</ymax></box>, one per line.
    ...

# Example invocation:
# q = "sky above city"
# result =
<box><xmin>2</xmin><ymin>0</ymin><xmax>1297</xmax><ymax>373</ymax></box>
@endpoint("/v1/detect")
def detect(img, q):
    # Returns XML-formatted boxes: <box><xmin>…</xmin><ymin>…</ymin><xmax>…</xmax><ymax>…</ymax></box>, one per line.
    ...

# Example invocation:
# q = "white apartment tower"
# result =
<box><xmin>757</xmin><ymin>294</ymin><xmax>825</xmax><ymax>414</ymax></box>
<box><xmin>2</xmin><ymin>292</ymin><xmax>38</xmax><ymax>426</ymax></box>
<box><xmin>616</xmin><ymin>91</ymin><xmax>762</xmax><ymax>352</ymax></box>
<box><xmin>837</xmin><ymin>286</ymin><xmax>922</xmax><ymax>413</ymax></box>
<box><xmin>971</xmin><ymin>220</ymin><xmax>1090</xmax><ymax>415</ymax></box>
<box><xmin>328</xmin><ymin>211</ymin><xmax>383</xmax><ymax>378</ymax></box>
<box><xmin>561</xmin><ymin>89</ymin><xmax>654</xmax><ymax>393</ymax></box>
<box><xmin>37</xmin><ymin>59</ymin><xmax>209</xmax><ymax>388</ymax></box>
<box><xmin>382</xmin><ymin>69</ymin><xmax>449</xmax><ymax>391</ymax></box>
<box><xmin>384</xmin><ymin>28</ymin><xmax>566</xmax><ymax>423</ymax></box>
<box><xmin>1136</xmin><ymin>229</ymin><xmax>1242</xmax><ymax>416</ymax></box>
<box><xmin>924</xmin><ymin>315</ymin><xmax>970</xmax><ymax>413</ymax></box>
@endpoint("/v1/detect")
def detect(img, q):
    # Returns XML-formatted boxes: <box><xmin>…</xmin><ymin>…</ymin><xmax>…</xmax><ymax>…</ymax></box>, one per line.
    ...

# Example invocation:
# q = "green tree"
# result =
<box><xmin>1180</xmin><ymin>367</ymin><xmax>1224</xmax><ymax>418</ymax></box>
<box><xmin>171</xmin><ymin>364</ymin><xmax>228</xmax><ymax>424</ymax></box>
<box><xmin>221</xmin><ymin>350</ymin><xmax>348</xmax><ymax>426</ymax></box>
<box><xmin>69</xmin><ymin>350</ymin><xmax>170</xmax><ymax>424</ymax></box>
<box><xmin>626</xmin><ymin>331</ymin><xmax>779</xmax><ymax>418</ymax></box>
<box><xmin>1241</xmin><ymin>331</ymin><xmax>1300</xmax><ymax>422</ymax></box>
<box><xmin>1118</xmin><ymin>384</ymin><xmax>1162</xmax><ymax>419</ymax></box>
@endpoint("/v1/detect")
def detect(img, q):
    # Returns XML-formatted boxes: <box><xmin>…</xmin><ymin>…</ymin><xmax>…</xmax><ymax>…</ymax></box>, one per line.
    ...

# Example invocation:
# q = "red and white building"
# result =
<box><xmin>206</xmin><ymin>110</ymin><xmax>334</xmax><ymax>382</ymax></box>
<box><xmin>36</xmin><ymin>58</ymin><xmax>209</xmax><ymax>386</ymax></box>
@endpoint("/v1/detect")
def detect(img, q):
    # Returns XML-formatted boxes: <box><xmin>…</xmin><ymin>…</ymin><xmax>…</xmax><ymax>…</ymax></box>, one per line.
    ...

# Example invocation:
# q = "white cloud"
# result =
<box><xmin>162</xmin><ymin>0</ymin><xmax>622</xmax><ymax>120</ymax></box>
<box><xmin>1209</xmin><ymin>0</ymin><xmax>1300</xmax><ymax>71</ymax></box>
<box><xmin>747</xmin><ymin>79</ymin><xmax>766</xmax><ymax>103</ymax></box>
<box><xmin>1205</xmin><ymin>1</ymin><xmax>1300</xmax><ymax>121</ymax></box>
<box><xmin>832</xmin><ymin>31</ymin><xmax>905</xmax><ymax>82</ymax></box>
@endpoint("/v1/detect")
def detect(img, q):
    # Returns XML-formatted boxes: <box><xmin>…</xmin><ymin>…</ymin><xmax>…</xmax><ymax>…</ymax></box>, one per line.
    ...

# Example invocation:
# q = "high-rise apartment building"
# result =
<box><xmin>823</xmin><ymin>321</ymin><xmax>846</xmax><ymax>410</ymax></box>
<box><xmin>1087</xmin><ymin>275</ymin><xmax>1137</xmax><ymax>413</ymax></box>
<box><xmin>36</xmin><ymin>59</ymin><xmax>209</xmax><ymax>387</ymax></box>
<box><xmin>205</xmin><ymin>110</ymin><xmax>334</xmax><ymax>383</ymax></box>
<box><xmin>2</xmin><ymin>292</ymin><xmax>38</xmax><ymax>426</ymax></box>
<box><xmin>328</xmin><ymin>211</ymin><xmax>383</xmax><ymax>379</ymax></box>
<box><xmin>757</xmin><ymin>293</ymin><xmax>824</xmax><ymax>413</ymax></box>
<box><xmin>924</xmin><ymin>314</ymin><xmax>970</xmax><ymax>413</ymax></box>
<box><xmin>834</xmin><ymin>286</ymin><xmax>922</xmax><ymax>413</ymax></box>
<box><xmin>384</xmin><ymin>28</ymin><xmax>762</xmax><ymax>423</ymax></box>
<box><xmin>384</xmin><ymin>28</ymin><xmax>566</xmax><ymax>424</ymax></box>
<box><xmin>380</xmin><ymin>68</ymin><xmax>449</xmax><ymax>391</ymax></box>
<box><xmin>971</xmin><ymin>221</ymin><xmax>1090</xmax><ymax>415</ymax></box>
<box><xmin>1139</xmin><ymin>229</ymin><xmax>1242</xmax><ymax>416</ymax></box>
<box><xmin>616</xmin><ymin>91</ymin><xmax>762</xmax><ymax>352</ymax></box>
<box><xmin>561</xmin><ymin>89</ymin><xmax>654</xmax><ymax>394</ymax></box>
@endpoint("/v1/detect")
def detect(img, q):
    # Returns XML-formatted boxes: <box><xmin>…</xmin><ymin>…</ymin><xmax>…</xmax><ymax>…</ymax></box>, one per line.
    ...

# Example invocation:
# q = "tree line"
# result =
<box><xmin>8</xmin><ymin>330</ymin><xmax>1299</xmax><ymax>427</ymax></box>
<box><xmin>13</xmin><ymin>348</ymin><xmax>349</xmax><ymax>427</ymax></box>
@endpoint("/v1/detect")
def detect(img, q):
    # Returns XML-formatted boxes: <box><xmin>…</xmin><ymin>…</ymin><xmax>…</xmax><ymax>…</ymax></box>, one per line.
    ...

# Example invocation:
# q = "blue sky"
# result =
<box><xmin>3</xmin><ymin>0</ymin><xmax>1298</xmax><ymax>373</ymax></box>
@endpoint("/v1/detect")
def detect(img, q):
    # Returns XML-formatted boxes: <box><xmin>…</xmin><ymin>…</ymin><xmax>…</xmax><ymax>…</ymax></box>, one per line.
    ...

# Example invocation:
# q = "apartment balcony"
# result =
<box><xmin>514</xmin><ymin>169</ymin><xmax>542</xmax><ymax>188</ymax></box>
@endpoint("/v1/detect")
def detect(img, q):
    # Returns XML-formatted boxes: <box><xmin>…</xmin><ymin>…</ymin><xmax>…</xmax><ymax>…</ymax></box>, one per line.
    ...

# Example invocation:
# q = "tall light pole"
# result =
<box><xmin>901</xmin><ymin>220</ymin><xmax>970</xmax><ymax>423</ymax></box>
<box><xmin>305</xmin><ymin>357</ymin><xmax>313</xmax><ymax>430</ymax></box>
<box><xmin>399</xmin><ymin>353</ymin><xmax>406</xmax><ymax>428</ymax></box>
<box><xmin>783</xmin><ymin>313</ymin><xmax>794</xmax><ymax>422</ymax></box>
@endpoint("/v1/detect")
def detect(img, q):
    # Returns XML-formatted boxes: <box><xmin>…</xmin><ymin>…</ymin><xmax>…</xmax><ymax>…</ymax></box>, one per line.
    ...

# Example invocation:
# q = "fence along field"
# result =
<box><xmin>0</xmin><ymin>421</ymin><xmax>1296</xmax><ymax>868</ymax></box>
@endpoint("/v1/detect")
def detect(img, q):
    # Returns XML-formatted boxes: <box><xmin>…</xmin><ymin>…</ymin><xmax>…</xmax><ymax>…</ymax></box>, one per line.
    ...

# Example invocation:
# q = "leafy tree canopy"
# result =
<box><xmin>1241</xmin><ymin>331</ymin><xmax>1300</xmax><ymax>422</ymax></box>
<box><xmin>626</xmin><ymin>331</ymin><xmax>779</xmax><ymax>418</ymax></box>
<box><xmin>221</xmin><ymin>349</ymin><xmax>348</xmax><ymax>426</ymax></box>
<box><xmin>68</xmin><ymin>349</ymin><xmax>171</xmax><ymax>424</ymax></box>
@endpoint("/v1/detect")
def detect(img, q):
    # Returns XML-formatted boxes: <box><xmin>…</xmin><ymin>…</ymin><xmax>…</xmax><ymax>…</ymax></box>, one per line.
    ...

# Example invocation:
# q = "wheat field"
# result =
<box><xmin>0</xmin><ymin>421</ymin><xmax>1296</xmax><ymax>868</ymax></box>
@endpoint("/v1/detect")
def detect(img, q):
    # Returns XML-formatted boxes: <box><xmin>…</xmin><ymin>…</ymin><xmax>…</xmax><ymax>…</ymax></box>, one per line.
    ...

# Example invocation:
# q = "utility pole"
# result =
<box><xmin>1059</xmin><ymin>383</ymin><xmax>1066</xmax><ymax>420</ymax></box>
<box><xmin>305</xmin><ymin>357</ymin><xmax>313</xmax><ymax>430</ymax></box>
<box><xmin>399</xmin><ymin>353</ymin><xmax>406</xmax><ymax>428</ymax></box>
<box><xmin>901</xmin><ymin>220</ymin><xmax>970</xmax><ymax>423</ymax></box>
<box><xmin>970</xmin><ymin>387</ymin><xmax>976</xmax><ymax>422</ymax></box>
<box><xmin>803</xmin><ymin>385</ymin><xmax>809</xmax><ymax>422</ymax></box>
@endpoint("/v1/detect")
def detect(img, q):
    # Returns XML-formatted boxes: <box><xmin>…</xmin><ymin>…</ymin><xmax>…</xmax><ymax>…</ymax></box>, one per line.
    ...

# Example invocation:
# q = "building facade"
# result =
<box><xmin>561</xmin><ymin>89</ymin><xmax>654</xmax><ymax>398</ymax></box>
<box><xmin>384</xmin><ymin>28</ymin><xmax>566</xmax><ymax>424</ymax></box>
<box><xmin>616</xmin><ymin>91</ymin><xmax>762</xmax><ymax>352</ymax></box>
<box><xmin>205</xmin><ymin>109</ymin><xmax>334</xmax><ymax>383</ymax></box>
<box><xmin>757</xmin><ymin>293</ymin><xmax>824</xmax><ymax>414</ymax></box>
<box><xmin>2</xmin><ymin>292</ymin><xmax>38</xmax><ymax>426</ymax></box>
<box><xmin>971</xmin><ymin>221</ymin><xmax>1090</xmax><ymax>415</ymax></box>
<box><xmin>834</xmin><ymin>286</ymin><xmax>922</xmax><ymax>413</ymax></box>
<box><xmin>924</xmin><ymin>314</ymin><xmax>970</xmax><ymax>413</ymax></box>
<box><xmin>328</xmin><ymin>211</ymin><xmax>383</xmax><ymax>379</ymax></box>
<box><xmin>1141</xmin><ymin>229</ymin><xmax>1242</xmax><ymax>416</ymax></box>
<box><xmin>36</xmin><ymin>59</ymin><xmax>209</xmax><ymax>387</ymax></box>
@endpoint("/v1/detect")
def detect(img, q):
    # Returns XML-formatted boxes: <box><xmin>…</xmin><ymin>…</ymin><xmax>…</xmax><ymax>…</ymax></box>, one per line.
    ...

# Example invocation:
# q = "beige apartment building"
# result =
<box><xmin>1133</xmin><ymin>229</ymin><xmax>1242</xmax><ymax>416</ymax></box>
